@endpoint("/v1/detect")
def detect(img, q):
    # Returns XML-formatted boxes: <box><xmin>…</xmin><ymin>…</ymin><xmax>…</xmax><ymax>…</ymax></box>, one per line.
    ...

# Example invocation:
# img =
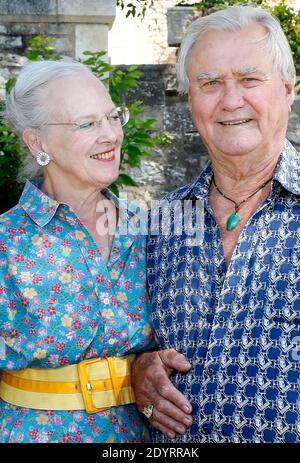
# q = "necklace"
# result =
<box><xmin>212</xmin><ymin>175</ymin><xmax>273</xmax><ymax>231</ymax></box>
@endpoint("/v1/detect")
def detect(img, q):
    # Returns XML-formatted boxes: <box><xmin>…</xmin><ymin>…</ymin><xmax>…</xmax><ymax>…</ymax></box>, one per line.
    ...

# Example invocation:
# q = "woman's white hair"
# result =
<box><xmin>4</xmin><ymin>59</ymin><xmax>97</xmax><ymax>180</ymax></box>
<box><xmin>177</xmin><ymin>5</ymin><xmax>296</xmax><ymax>94</ymax></box>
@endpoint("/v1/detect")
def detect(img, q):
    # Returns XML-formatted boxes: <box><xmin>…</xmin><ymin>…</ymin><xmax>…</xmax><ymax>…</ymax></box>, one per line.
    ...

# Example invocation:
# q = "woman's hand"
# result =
<box><xmin>132</xmin><ymin>348</ymin><xmax>193</xmax><ymax>439</ymax></box>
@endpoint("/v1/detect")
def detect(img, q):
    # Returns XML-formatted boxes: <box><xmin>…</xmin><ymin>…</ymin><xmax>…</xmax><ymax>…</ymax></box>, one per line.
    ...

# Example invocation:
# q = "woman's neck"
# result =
<box><xmin>41</xmin><ymin>174</ymin><xmax>106</xmax><ymax>221</ymax></box>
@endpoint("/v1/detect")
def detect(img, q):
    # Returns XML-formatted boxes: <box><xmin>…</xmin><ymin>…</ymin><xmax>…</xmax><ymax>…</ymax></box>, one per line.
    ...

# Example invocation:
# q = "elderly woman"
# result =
<box><xmin>0</xmin><ymin>60</ymin><xmax>153</xmax><ymax>443</ymax></box>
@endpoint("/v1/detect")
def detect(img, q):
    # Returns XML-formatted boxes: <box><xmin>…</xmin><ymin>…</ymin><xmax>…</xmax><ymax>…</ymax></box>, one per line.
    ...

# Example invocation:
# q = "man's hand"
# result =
<box><xmin>132</xmin><ymin>348</ymin><xmax>193</xmax><ymax>439</ymax></box>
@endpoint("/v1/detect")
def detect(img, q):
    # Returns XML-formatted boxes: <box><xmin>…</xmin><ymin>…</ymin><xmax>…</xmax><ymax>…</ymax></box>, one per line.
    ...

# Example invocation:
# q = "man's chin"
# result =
<box><xmin>212</xmin><ymin>140</ymin><xmax>261</xmax><ymax>157</ymax></box>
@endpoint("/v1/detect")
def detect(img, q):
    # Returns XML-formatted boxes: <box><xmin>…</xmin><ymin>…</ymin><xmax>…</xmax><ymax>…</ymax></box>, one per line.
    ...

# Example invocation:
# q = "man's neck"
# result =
<box><xmin>209</xmin><ymin>147</ymin><xmax>282</xmax><ymax>197</ymax></box>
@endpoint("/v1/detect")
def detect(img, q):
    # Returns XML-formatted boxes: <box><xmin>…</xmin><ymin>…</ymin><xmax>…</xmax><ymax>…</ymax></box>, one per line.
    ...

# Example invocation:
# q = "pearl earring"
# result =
<box><xmin>36</xmin><ymin>151</ymin><xmax>50</xmax><ymax>166</ymax></box>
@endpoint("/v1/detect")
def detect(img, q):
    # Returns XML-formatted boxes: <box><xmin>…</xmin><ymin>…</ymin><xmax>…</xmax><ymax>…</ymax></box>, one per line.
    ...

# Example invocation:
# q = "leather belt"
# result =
<box><xmin>0</xmin><ymin>354</ymin><xmax>136</xmax><ymax>414</ymax></box>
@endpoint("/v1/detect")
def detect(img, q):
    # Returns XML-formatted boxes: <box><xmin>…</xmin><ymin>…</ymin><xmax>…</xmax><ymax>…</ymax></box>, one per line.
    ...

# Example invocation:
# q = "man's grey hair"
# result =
<box><xmin>177</xmin><ymin>5</ymin><xmax>297</xmax><ymax>94</ymax></box>
<box><xmin>4</xmin><ymin>60</ymin><xmax>98</xmax><ymax>180</ymax></box>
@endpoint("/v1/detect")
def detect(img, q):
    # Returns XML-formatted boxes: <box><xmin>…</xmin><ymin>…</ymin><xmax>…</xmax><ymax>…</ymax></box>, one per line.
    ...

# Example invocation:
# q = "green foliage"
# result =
<box><xmin>5</xmin><ymin>77</ymin><xmax>16</xmax><ymax>94</ymax></box>
<box><xmin>79</xmin><ymin>51</ymin><xmax>114</xmax><ymax>85</ymax></box>
<box><xmin>109</xmin><ymin>65</ymin><xmax>144</xmax><ymax>103</ymax></box>
<box><xmin>4</xmin><ymin>36</ymin><xmax>62</xmax><ymax>96</ymax></box>
<box><xmin>0</xmin><ymin>102</ymin><xmax>26</xmax><ymax>212</ymax></box>
<box><xmin>26</xmin><ymin>35</ymin><xmax>62</xmax><ymax>61</ymax></box>
<box><xmin>117</xmin><ymin>0</ymin><xmax>154</xmax><ymax>18</ymax></box>
<box><xmin>269</xmin><ymin>2</ymin><xmax>300</xmax><ymax>79</ymax></box>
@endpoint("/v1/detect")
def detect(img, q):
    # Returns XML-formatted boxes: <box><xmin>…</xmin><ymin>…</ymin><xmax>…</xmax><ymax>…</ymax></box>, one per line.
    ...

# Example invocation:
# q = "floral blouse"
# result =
<box><xmin>0</xmin><ymin>180</ymin><xmax>154</xmax><ymax>443</ymax></box>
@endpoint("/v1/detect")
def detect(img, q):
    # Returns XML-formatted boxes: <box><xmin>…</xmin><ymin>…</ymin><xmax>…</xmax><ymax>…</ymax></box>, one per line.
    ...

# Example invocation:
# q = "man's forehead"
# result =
<box><xmin>190</xmin><ymin>23</ymin><xmax>269</xmax><ymax>58</ymax></box>
<box><xmin>188</xmin><ymin>24</ymin><xmax>274</xmax><ymax>77</ymax></box>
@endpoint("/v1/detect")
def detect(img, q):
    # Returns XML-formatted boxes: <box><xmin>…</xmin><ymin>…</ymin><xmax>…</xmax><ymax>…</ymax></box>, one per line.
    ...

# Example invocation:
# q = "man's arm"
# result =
<box><xmin>132</xmin><ymin>348</ymin><xmax>193</xmax><ymax>439</ymax></box>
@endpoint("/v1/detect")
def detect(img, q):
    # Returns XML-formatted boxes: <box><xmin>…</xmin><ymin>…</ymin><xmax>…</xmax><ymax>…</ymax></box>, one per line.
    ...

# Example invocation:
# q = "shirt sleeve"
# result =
<box><xmin>0</xmin><ymin>252</ymin><xmax>30</xmax><ymax>370</ymax></box>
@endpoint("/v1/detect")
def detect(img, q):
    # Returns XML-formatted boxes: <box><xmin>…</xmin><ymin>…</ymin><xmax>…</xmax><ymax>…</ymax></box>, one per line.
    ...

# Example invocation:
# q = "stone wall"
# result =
<box><xmin>0</xmin><ymin>0</ymin><xmax>116</xmax><ymax>99</ymax></box>
<box><xmin>122</xmin><ymin>63</ymin><xmax>208</xmax><ymax>201</ymax></box>
<box><xmin>109</xmin><ymin>0</ymin><xmax>180</xmax><ymax>65</ymax></box>
<box><xmin>109</xmin><ymin>1</ymin><xmax>298</xmax><ymax>65</ymax></box>
<box><xmin>120</xmin><ymin>64</ymin><xmax>300</xmax><ymax>202</ymax></box>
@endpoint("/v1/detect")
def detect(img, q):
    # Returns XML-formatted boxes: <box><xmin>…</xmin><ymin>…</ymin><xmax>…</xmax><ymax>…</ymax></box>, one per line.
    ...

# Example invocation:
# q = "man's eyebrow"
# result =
<box><xmin>234</xmin><ymin>66</ymin><xmax>268</xmax><ymax>77</ymax></box>
<box><xmin>196</xmin><ymin>67</ymin><xmax>268</xmax><ymax>81</ymax></box>
<box><xmin>196</xmin><ymin>71</ymin><xmax>222</xmax><ymax>81</ymax></box>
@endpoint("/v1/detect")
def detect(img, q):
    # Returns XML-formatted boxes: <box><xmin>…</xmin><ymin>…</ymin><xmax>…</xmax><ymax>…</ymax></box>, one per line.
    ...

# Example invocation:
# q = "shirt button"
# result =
<box><xmin>219</xmin><ymin>316</ymin><xmax>226</xmax><ymax>323</ymax></box>
<box><xmin>202</xmin><ymin>424</ymin><xmax>211</xmax><ymax>435</ymax></box>
<box><xmin>207</xmin><ymin>368</ymin><xmax>214</xmax><ymax>376</ymax></box>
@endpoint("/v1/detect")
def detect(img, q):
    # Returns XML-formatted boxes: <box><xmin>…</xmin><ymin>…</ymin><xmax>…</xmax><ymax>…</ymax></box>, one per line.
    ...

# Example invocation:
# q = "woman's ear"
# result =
<box><xmin>22</xmin><ymin>129</ymin><xmax>43</xmax><ymax>157</ymax></box>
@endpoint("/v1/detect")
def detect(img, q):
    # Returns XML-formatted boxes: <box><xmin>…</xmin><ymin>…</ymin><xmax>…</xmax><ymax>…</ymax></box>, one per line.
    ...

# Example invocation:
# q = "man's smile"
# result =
<box><xmin>219</xmin><ymin>118</ymin><xmax>253</xmax><ymax>126</ymax></box>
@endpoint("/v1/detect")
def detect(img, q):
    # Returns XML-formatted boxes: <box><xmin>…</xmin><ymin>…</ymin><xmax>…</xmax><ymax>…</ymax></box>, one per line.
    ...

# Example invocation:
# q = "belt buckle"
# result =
<box><xmin>77</xmin><ymin>355</ymin><xmax>136</xmax><ymax>414</ymax></box>
<box><xmin>77</xmin><ymin>357</ymin><xmax>110</xmax><ymax>414</ymax></box>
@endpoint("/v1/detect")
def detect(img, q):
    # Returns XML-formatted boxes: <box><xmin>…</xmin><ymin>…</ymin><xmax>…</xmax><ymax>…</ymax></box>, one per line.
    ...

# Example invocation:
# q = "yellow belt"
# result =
<box><xmin>0</xmin><ymin>355</ymin><xmax>136</xmax><ymax>414</ymax></box>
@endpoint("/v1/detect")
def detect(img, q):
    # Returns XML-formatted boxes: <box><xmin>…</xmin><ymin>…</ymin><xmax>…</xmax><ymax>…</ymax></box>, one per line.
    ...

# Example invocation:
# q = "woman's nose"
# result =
<box><xmin>95</xmin><ymin>116</ymin><xmax>118</xmax><ymax>142</ymax></box>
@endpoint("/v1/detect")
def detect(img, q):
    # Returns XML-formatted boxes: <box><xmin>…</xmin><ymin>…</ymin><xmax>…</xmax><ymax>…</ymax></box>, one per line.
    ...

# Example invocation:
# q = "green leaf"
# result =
<box><xmin>109</xmin><ymin>183</ymin><xmax>119</xmax><ymax>196</ymax></box>
<box><xmin>126</xmin><ymin>145</ymin><xmax>142</xmax><ymax>157</ymax></box>
<box><xmin>5</xmin><ymin>78</ymin><xmax>16</xmax><ymax>92</ymax></box>
<box><xmin>117</xmin><ymin>173</ymin><xmax>138</xmax><ymax>186</ymax></box>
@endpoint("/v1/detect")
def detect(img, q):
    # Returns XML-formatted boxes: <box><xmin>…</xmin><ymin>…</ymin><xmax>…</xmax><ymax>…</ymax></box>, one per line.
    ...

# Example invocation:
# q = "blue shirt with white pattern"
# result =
<box><xmin>147</xmin><ymin>140</ymin><xmax>300</xmax><ymax>443</ymax></box>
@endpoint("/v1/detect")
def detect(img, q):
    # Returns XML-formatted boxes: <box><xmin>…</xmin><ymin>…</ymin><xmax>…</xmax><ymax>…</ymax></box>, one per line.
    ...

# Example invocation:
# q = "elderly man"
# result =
<box><xmin>132</xmin><ymin>6</ymin><xmax>299</xmax><ymax>443</ymax></box>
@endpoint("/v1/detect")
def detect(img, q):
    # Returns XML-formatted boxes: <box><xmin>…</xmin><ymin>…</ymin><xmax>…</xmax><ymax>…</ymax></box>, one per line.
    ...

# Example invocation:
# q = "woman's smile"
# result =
<box><xmin>89</xmin><ymin>150</ymin><xmax>115</xmax><ymax>161</ymax></box>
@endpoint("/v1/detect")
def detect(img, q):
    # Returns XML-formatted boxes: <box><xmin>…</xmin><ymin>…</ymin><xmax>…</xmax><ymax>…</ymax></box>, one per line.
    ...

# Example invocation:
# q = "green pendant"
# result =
<box><xmin>226</xmin><ymin>212</ymin><xmax>241</xmax><ymax>231</ymax></box>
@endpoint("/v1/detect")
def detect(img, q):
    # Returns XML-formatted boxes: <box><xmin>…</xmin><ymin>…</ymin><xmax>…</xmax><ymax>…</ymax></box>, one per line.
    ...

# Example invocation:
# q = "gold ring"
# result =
<box><xmin>142</xmin><ymin>404</ymin><xmax>154</xmax><ymax>419</ymax></box>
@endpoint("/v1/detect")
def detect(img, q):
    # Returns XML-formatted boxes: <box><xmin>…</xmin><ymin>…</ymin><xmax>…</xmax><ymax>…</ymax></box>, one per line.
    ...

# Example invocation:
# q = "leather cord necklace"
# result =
<box><xmin>212</xmin><ymin>175</ymin><xmax>273</xmax><ymax>231</ymax></box>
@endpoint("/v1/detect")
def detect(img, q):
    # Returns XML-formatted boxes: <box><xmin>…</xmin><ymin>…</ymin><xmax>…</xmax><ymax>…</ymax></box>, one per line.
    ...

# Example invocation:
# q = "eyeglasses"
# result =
<box><xmin>45</xmin><ymin>106</ymin><xmax>129</xmax><ymax>134</ymax></box>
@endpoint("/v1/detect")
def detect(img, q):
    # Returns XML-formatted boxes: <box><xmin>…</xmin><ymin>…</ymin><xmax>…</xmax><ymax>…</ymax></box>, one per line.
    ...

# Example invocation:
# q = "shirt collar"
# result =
<box><xmin>172</xmin><ymin>139</ymin><xmax>300</xmax><ymax>201</ymax></box>
<box><xmin>273</xmin><ymin>139</ymin><xmax>300</xmax><ymax>196</ymax></box>
<box><xmin>19</xmin><ymin>179</ymin><xmax>138</xmax><ymax>228</ymax></box>
<box><xmin>19</xmin><ymin>179</ymin><xmax>60</xmax><ymax>227</ymax></box>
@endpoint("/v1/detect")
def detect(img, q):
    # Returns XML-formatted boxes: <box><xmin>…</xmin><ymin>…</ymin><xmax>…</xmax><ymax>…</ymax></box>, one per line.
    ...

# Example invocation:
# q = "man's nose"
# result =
<box><xmin>219</xmin><ymin>80</ymin><xmax>244</xmax><ymax>111</ymax></box>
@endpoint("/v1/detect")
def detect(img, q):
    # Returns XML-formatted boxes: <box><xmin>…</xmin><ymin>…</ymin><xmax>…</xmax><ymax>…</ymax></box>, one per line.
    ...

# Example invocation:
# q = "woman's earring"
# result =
<box><xmin>36</xmin><ymin>151</ymin><xmax>51</xmax><ymax>166</ymax></box>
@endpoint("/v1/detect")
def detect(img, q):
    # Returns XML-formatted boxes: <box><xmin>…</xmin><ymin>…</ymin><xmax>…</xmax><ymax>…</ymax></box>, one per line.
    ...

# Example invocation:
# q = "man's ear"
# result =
<box><xmin>22</xmin><ymin>129</ymin><xmax>43</xmax><ymax>157</ymax></box>
<box><xmin>285</xmin><ymin>82</ymin><xmax>295</xmax><ymax>111</ymax></box>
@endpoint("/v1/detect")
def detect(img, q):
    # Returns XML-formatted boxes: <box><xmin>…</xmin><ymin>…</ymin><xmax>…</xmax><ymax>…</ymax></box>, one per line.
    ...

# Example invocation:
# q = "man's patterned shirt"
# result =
<box><xmin>147</xmin><ymin>140</ymin><xmax>300</xmax><ymax>443</ymax></box>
